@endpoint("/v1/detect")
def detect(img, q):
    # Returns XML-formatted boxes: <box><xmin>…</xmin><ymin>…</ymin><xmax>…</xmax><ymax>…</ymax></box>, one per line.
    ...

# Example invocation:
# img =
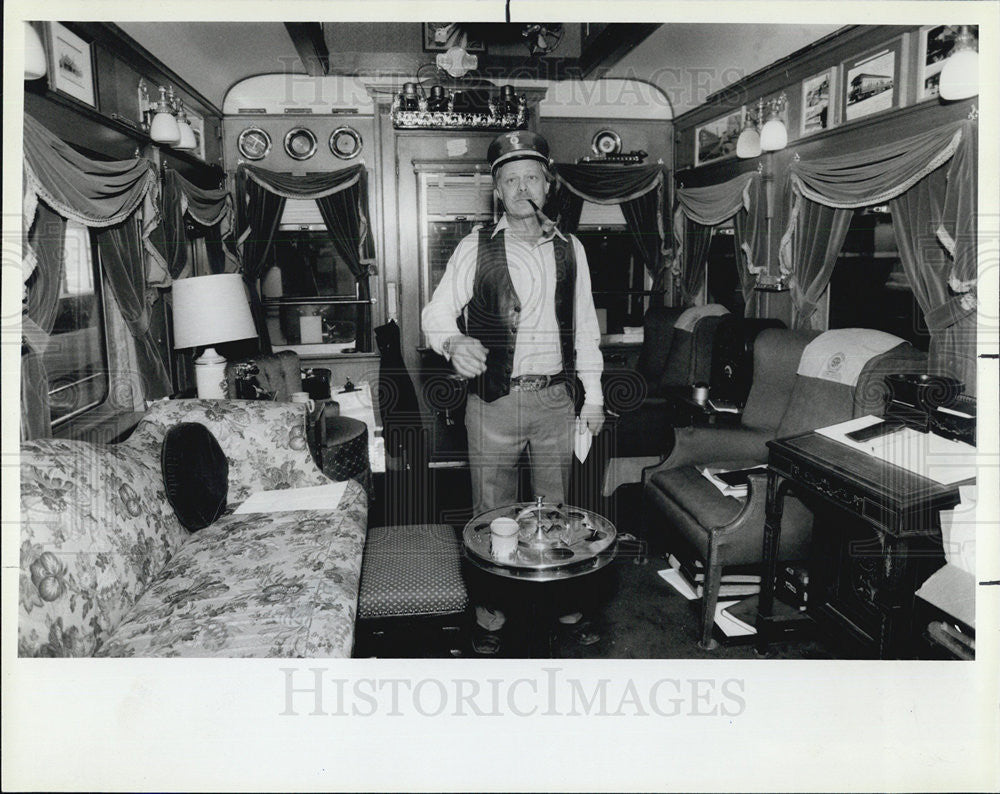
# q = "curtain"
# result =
<box><xmin>94</xmin><ymin>219</ymin><xmax>172</xmax><ymax>398</ymax></box>
<box><xmin>551</xmin><ymin>163</ymin><xmax>667</xmax><ymax>278</ymax></box>
<box><xmin>891</xmin><ymin>167</ymin><xmax>977</xmax><ymax>393</ymax></box>
<box><xmin>21</xmin><ymin>204</ymin><xmax>68</xmax><ymax>439</ymax></box>
<box><xmin>22</xmin><ymin>112</ymin><xmax>167</xmax><ymax>437</ymax></box>
<box><xmin>675</xmin><ymin>172</ymin><xmax>762</xmax><ymax>305</ymax></box>
<box><xmin>781</xmin><ymin>118</ymin><xmax>977</xmax><ymax>380</ymax></box>
<box><xmin>235</xmin><ymin>163</ymin><xmax>375</xmax><ymax>352</ymax></box>
<box><xmin>679</xmin><ymin>216</ymin><xmax>715</xmax><ymax>305</ymax></box>
<box><xmin>781</xmin><ymin>200</ymin><xmax>852</xmax><ymax>328</ymax></box>
<box><xmin>157</xmin><ymin>168</ymin><xmax>238</xmax><ymax>280</ymax></box>
<box><xmin>236</xmin><ymin>171</ymin><xmax>286</xmax><ymax>352</ymax></box>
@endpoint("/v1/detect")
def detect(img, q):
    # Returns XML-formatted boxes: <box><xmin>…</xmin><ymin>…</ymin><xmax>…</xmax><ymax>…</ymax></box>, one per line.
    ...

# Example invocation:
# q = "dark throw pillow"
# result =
<box><xmin>161</xmin><ymin>422</ymin><xmax>229</xmax><ymax>531</ymax></box>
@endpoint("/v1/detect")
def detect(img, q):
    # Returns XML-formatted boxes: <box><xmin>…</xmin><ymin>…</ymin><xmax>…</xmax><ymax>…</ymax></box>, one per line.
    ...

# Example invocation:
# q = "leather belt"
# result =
<box><xmin>509</xmin><ymin>372</ymin><xmax>566</xmax><ymax>392</ymax></box>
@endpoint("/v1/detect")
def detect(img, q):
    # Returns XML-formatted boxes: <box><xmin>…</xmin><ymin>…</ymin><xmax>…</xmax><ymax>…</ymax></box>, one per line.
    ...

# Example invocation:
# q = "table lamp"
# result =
<box><xmin>172</xmin><ymin>274</ymin><xmax>258</xmax><ymax>398</ymax></box>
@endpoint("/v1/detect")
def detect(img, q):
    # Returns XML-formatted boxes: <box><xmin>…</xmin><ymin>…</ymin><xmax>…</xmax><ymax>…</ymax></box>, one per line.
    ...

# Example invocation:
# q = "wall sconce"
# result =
<box><xmin>24</xmin><ymin>22</ymin><xmax>47</xmax><ymax>80</ymax></box>
<box><xmin>173</xmin><ymin>101</ymin><xmax>198</xmax><ymax>151</ymax></box>
<box><xmin>149</xmin><ymin>85</ymin><xmax>181</xmax><ymax>145</ymax></box>
<box><xmin>939</xmin><ymin>26</ymin><xmax>979</xmax><ymax>100</ymax></box>
<box><xmin>737</xmin><ymin>99</ymin><xmax>764</xmax><ymax>159</ymax></box>
<box><xmin>760</xmin><ymin>93</ymin><xmax>788</xmax><ymax>152</ymax></box>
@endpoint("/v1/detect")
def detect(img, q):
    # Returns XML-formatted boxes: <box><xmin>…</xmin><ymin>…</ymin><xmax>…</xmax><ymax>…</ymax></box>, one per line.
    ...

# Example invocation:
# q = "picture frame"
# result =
<box><xmin>186</xmin><ymin>108</ymin><xmax>206</xmax><ymax>161</ymax></box>
<box><xmin>800</xmin><ymin>68</ymin><xmax>836</xmax><ymax>136</ymax></box>
<box><xmin>46</xmin><ymin>22</ymin><xmax>96</xmax><ymax>108</ymax></box>
<box><xmin>423</xmin><ymin>23</ymin><xmax>486</xmax><ymax>53</ymax></box>
<box><xmin>842</xmin><ymin>39</ymin><xmax>902</xmax><ymax>123</ymax></box>
<box><xmin>695</xmin><ymin>107</ymin><xmax>744</xmax><ymax>167</ymax></box>
<box><xmin>918</xmin><ymin>25</ymin><xmax>979</xmax><ymax>101</ymax></box>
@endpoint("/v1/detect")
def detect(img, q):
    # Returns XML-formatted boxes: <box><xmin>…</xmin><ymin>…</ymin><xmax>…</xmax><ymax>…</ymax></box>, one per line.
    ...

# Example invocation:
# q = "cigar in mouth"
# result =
<box><xmin>527</xmin><ymin>199</ymin><xmax>556</xmax><ymax>233</ymax></box>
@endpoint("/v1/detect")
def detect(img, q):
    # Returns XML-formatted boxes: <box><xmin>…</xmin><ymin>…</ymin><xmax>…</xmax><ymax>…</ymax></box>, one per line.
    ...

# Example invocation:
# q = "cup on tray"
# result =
<box><xmin>290</xmin><ymin>391</ymin><xmax>316</xmax><ymax>412</ymax></box>
<box><xmin>490</xmin><ymin>517</ymin><xmax>520</xmax><ymax>563</ymax></box>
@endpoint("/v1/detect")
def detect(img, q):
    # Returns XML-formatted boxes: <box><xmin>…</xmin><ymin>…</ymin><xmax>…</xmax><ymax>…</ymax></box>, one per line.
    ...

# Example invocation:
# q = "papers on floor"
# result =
<box><xmin>658</xmin><ymin>555</ymin><xmax>761</xmax><ymax>600</ymax></box>
<box><xmin>707</xmin><ymin>399</ymin><xmax>741</xmax><ymax>414</ymax></box>
<box><xmin>714</xmin><ymin>600</ymin><xmax>755</xmax><ymax>637</ymax></box>
<box><xmin>233</xmin><ymin>481</ymin><xmax>347</xmax><ymax>514</ymax></box>
<box><xmin>817</xmin><ymin>416</ymin><xmax>977</xmax><ymax>485</ymax></box>
<box><xmin>700</xmin><ymin>465</ymin><xmax>767</xmax><ymax>497</ymax></box>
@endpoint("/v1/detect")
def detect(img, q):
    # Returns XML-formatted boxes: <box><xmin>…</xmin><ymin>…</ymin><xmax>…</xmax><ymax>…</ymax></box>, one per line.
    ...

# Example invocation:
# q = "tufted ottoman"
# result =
<box><xmin>354</xmin><ymin>524</ymin><xmax>469</xmax><ymax>656</ymax></box>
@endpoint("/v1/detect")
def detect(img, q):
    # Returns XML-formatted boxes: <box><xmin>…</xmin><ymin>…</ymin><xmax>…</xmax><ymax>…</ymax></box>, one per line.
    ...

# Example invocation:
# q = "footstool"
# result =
<box><xmin>354</xmin><ymin>524</ymin><xmax>469</xmax><ymax>656</ymax></box>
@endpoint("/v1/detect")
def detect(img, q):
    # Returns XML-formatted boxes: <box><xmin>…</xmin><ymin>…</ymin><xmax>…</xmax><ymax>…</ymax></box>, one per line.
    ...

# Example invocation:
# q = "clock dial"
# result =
<box><xmin>329</xmin><ymin>126</ymin><xmax>362</xmax><ymax>159</ymax></box>
<box><xmin>237</xmin><ymin>128</ymin><xmax>271</xmax><ymax>160</ymax></box>
<box><xmin>592</xmin><ymin>129</ymin><xmax>622</xmax><ymax>156</ymax></box>
<box><xmin>284</xmin><ymin>128</ymin><xmax>317</xmax><ymax>160</ymax></box>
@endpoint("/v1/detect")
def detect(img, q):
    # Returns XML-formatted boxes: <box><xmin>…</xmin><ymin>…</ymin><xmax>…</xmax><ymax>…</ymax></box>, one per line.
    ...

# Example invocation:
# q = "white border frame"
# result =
<box><xmin>47</xmin><ymin>22</ymin><xmax>95</xmax><ymax>108</ymax></box>
<box><xmin>800</xmin><ymin>67</ymin><xmax>837</xmax><ymax>136</ymax></box>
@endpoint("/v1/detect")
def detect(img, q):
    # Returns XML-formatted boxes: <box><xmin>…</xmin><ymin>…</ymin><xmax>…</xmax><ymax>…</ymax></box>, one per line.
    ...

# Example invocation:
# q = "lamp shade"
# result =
<box><xmin>939</xmin><ymin>48</ymin><xmax>979</xmax><ymax>100</ymax></box>
<box><xmin>172</xmin><ymin>274</ymin><xmax>257</xmax><ymax>350</ymax></box>
<box><xmin>174</xmin><ymin>118</ymin><xmax>198</xmax><ymax>150</ymax></box>
<box><xmin>25</xmin><ymin>22</ymin><xmax>47</xmax><ymax>80</ymax></box>
<box><xmin>150</xmin><ymin>109</ymin><xmax>180</xmax><ymax>144</ymax></box>
<box><xmin>736</xmin><ymin>127</ymin><xmax>761</xmax><ymax>158</ymax></box>
<box><xmin>760</xmin><ymin>117</ymin><xmax>788</xmax><ymax>151</ymax></box>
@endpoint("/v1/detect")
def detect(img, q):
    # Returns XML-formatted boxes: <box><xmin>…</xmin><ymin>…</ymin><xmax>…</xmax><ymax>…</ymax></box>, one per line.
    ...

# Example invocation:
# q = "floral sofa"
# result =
<box><xmin>19</xmin><ymin>399</ymin><xmax>368</xmax><ymax>657</ymax></box>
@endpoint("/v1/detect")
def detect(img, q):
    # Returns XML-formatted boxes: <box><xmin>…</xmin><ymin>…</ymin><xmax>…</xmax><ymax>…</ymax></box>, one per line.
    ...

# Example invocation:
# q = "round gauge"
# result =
<box><xmin>591</xmin><ymin>129</ymin><xmax>622</xmax><ymax>156</ymax></box>
<box><xmin>329</xmin><ymin>126</ymin><xmax>363</xmax><ymax>160</ymax></box>
<box><xmin>237</xmin><ymin>127</ymin><xmax>271</xmax><ymax>160</ymax></box>
<box><xmin>284</xmin><ymin>127</ymin><xmax>317</xmax><ymax>161</ymax></box>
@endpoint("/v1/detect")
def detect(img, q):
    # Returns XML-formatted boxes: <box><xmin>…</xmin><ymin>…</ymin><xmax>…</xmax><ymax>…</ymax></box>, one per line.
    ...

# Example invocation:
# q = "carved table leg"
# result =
<box><xmin>756</xmin><ymin>469</ymin><xmax>789</xmax><ymax>656</ymax></box>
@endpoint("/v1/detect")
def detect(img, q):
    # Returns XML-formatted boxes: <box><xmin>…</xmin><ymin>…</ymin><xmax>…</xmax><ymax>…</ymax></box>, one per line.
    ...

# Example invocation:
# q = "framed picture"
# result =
<box><xmin>918</xmin><ymin>25</ymin><xmax>979</xmax><ymax>100</ymax></box>
<box><xmin>800</xmin><ymin>68</ymin><xmax>836</xmax><ymax>136</ymax></box>
<box><xmin>842</xmin><ymin>40</ymin><xmax>902</xmax><ymax>123</ymax></box>
<box><xmin>423</xmin><ymin>23</ymin><xmax>486</xmax><ymax>53</ymax></box>
<box><xmin>695</xmin><ymin>107</ymin><xmax>744</xmax><ymax>166</ymax></box>
<box><xmin>186</xmin><ymin>109</ymin><xmax>206</xmax><ymax>160</ymax></box>
<box><xmin>46</xmin><ymin>22</ymin><xmax>96</xmax><ymax>108</ymax></box>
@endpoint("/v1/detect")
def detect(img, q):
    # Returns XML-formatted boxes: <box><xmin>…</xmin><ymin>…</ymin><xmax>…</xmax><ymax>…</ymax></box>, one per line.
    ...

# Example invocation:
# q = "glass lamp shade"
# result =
<box><xmin>25</xmin><ymin>23</ymin><xmax>47</xmax><ymax>80</ymax></box>
<box><xmin>174</xmin><ymin>118</ymin><xmax>197</xmax><ymax>150</ymax></box>
<box><xmin>150</xmin><ymin>109</ymin><xmax>181</xmax><ymax>144</ymax></box>
<box><xmin>760</xmin><ymin>117</ymin><xmax>788</xmax><ymax>151</ymax></box>
<box><xmin>939</xmin><ymin>48</ymin><xmax>979</xmax><ymax>100</ymax></box>
<box><xmin>736</xmin><ymin>127</ymin><xmax>761</xmax><ymax>158</ymax></box>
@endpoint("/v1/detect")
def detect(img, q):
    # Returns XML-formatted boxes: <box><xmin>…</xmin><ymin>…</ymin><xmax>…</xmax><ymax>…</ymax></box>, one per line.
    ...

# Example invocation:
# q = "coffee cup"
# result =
<box><xmin>490</xmin><ymin>517</ymin><xmax>520</xmax><ymax>563</ymax></box>
<box><xmin>290</xmin><ymin>392</ymin><xmax>316</xmax><ymax>412</ymax></box>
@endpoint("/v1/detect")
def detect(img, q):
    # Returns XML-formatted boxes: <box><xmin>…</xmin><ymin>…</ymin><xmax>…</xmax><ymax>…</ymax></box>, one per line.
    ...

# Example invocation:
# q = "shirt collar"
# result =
<box><xmin>492</xmin><ymin>213</ymin><xmax>566</xmax><ymax>244</ymax></box>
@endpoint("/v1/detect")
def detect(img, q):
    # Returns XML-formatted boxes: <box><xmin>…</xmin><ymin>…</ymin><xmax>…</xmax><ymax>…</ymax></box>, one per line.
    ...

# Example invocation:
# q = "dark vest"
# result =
<box><xmin>465</xmin><ymin>226</ymin><xmax>576</xmax><ymax>403</ymax></box>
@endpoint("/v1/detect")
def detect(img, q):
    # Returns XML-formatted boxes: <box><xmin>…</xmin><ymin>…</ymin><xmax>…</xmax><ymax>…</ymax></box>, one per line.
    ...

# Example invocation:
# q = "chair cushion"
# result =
<box><xmin>357</xmin><ymin>524</ymin><xmax>468</xmax><ymax>619</ymax></box>
<box><xmin>161</xmin><ymin>422</ymin><xmax>228</xmax><ymax>531</ymax></box>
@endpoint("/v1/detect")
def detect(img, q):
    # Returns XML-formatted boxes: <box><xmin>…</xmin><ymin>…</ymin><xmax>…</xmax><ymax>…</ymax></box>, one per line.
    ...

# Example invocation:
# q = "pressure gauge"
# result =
<box><xmin>237</xmin><ymin>127</ymin><xmax>271</xmax><ymax>160</ymax></box>
<box><xmin>284</xmin><ymin>127</ymin><xmax>317</xmax><ymax>160</ymax></box>
<box><xmin>329</xmin><ymin>126</ymin><xmax>363</xmax><ymax>160</ymax></box>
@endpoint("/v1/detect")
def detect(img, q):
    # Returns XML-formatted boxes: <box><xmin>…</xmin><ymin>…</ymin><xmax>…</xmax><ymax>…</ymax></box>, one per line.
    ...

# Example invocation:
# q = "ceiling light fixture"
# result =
<box><xmin>939</xmin><ymin>25</ymin><xmax>979</xmax><ymax>101</ymax></box>
<box><xmin>149</xmin><ymin>85</ymin><xmax>181</xmax><ymax>145</ymax></box>
<box><xmin>760</xmin><ymin>93</ymin><xmax>788</xmax><ymax>152</ymax></box>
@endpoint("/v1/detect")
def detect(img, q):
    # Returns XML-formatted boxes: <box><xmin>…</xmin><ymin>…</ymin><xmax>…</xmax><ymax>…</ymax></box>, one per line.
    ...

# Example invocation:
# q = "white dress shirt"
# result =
<box><xmin>422</xmin><ymin>215</ymin><xmax>604</xmax><ymax>405</ymax></box>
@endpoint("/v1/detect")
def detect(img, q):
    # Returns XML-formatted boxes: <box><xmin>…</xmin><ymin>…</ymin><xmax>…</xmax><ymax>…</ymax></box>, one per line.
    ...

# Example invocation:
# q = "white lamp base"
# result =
<box><xmin>193</xmin><ymin>347</ymin><xmax>228</xmax><ymax>399</ymax></box>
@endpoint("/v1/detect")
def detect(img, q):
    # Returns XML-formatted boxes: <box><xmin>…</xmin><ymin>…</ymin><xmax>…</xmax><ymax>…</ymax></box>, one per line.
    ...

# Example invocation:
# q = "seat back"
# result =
<box><xmin>224</xmin><ymin>350</ymin><xmax>302</xmax><ymax>401</ymax></box>
<box><xmin>635</xmin><ymin>306</ymin><xmax>686</xmax><ymax>391</ymax></box>
<box><xmin>774</xmin><ymin>329</ymin><xmax>922</xmax><ymax>439</ymax></box>
<box><xmin>710</xmin><ymin>317</ymin><xmax>787</xmax><ymax>403</ymax></box>
<box><xmin>740</xmin><ymin>329</ymin><xmax>818</xmax><ymax>432</ymax></box>
<box><xmin>660</xmin><ymin>304</ymin><xmax>730</xmax><ymax>389</ymax></box>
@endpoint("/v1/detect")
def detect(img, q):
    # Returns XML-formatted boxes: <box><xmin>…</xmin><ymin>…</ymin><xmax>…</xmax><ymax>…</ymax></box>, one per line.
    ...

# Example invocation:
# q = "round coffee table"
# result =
<box><xmin>462</xmin><ymin>500</ymin><xmax>618</xmax><ymax>655</ymax></box>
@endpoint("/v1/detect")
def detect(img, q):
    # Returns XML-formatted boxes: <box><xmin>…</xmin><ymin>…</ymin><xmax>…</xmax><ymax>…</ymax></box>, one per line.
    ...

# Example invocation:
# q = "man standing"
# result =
<box><xmin>422</xmin><ymin>130</ymin><xmax>605</xmax><ymax>653</ymax></box>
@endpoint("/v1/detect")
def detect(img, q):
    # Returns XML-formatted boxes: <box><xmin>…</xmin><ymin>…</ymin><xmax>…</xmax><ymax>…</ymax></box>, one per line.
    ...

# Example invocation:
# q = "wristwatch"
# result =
<box><xmin>442</xmin><ymin>334</ymin><xmax>460</xmax><ymax>359</ymax></box>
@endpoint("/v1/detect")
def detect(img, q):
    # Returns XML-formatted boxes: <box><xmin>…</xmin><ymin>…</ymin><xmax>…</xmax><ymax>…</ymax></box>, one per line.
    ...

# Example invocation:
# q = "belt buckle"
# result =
<box><xmin>514</xmin><ymin>374</ymin><xmax>549</xmax><ymax>392</ymax></box>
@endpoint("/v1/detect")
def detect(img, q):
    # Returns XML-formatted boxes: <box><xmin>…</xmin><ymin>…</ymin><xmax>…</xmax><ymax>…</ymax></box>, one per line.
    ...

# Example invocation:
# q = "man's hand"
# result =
<box><xmin>580</xmin><ymin>403</ymin><xmax>605</xmax><ymax>436</ymax></box>
<box><xmin>446</xmin><ymin>334</ymin><xmax>488</xmax><ymax>379</ymax></box>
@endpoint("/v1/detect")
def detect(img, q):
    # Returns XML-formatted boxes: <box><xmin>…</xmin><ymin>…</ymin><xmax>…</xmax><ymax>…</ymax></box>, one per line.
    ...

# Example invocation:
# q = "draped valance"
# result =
<box><xmin>168</xmin><ymin>168</ymin><xmax>231</xmax><ymax>227</ymax></box>
<box><xmin>548</xmin><ymin>163</ymin><xmax>668</xmax><ymax>287</ymax></box>
<box><xmin>239</xmin><ymin>163</ymin><xmax>364</xmax><ymax>201</ymax></box>
<box><xmin>675</xmin><ymin>171</ymin><xmax>757</xmax><ymax>226</ymax></box>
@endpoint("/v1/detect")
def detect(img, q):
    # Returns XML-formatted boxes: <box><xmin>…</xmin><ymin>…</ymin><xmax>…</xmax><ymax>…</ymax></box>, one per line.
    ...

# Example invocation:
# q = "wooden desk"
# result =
<box><xmin>757</xmin><ymin>431</ymin><xmax>965</xmax><ymax>659</ymax></box>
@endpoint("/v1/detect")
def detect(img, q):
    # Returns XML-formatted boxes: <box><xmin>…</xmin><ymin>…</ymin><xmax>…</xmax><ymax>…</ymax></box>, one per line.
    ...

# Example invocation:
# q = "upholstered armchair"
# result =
<box><xmin>644</xmin><ymin>328</ymin><xmax>926</xmax><ymax>649</ymax></box>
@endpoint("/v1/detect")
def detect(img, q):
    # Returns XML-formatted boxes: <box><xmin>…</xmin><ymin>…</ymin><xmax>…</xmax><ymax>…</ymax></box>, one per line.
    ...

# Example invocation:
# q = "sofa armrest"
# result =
<box><xmin>648</xmin><ymin>425</ymin><xmax>772</xmax><ymax>474</ymax></box>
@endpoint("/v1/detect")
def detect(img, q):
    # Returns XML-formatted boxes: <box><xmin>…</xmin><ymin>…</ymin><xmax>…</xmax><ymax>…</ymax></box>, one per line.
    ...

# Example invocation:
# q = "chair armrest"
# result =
<box><xmin>649</xmin><ymin>425</ymin><xmax>772</xmax><ymax>473</ymax></box>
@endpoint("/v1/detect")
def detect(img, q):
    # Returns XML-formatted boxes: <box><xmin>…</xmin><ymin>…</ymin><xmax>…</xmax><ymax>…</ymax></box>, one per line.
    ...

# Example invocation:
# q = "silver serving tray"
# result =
<box><xmin>463</xmin><ymin>502</ymin><xmax>616</xmax><ymax>571</ymax></box>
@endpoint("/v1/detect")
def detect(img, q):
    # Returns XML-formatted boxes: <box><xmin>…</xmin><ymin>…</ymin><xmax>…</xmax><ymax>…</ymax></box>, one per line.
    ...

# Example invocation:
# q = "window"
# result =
<box><xmin>705</xmin><ymin>223</ymin><xmax>745</xmax><ymax>316</ymax></box>
<box><xmin>829</xmin><ymin>206</ymin><xmax>929</xmax><ymax>350</ymax></box>
<box><xmin>45</xmin><ymin>220</ymin><xmax>109</xmax><ymax>425</ymax></box>
<box><xmin>577</xmin><ymin>201</ymin><xmax>659</xmax><ymax>335</ymax></box>
<box><xmin>260</xmin><ymin>200</ymin><xmax>370</xmax><ymax>353</ymax></box>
